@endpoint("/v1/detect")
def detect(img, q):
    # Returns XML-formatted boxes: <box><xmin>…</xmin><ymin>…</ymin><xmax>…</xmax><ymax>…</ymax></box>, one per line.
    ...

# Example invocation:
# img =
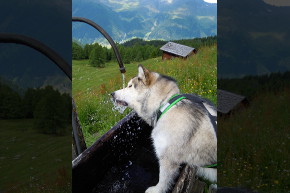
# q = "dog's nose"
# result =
<box><xmin>111</xmin><ymin>92</ymin><xmax>115</xmax><ymax>97</ymax></box>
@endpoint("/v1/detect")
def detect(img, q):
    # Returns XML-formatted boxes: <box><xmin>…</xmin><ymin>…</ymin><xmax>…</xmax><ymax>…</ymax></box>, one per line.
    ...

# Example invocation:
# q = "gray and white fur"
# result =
<box><xmin>112</xmin><ymin>65</ymin><xmax>217</xmax><ymax>193</ymax></box>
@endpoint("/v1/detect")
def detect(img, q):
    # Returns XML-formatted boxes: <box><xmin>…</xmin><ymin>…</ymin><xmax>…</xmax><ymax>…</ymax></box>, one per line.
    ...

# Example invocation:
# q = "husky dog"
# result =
<box><xmin>111</xmin><ymin>65</ymin><xmax>217</xmax><ymax>193</ymax></box>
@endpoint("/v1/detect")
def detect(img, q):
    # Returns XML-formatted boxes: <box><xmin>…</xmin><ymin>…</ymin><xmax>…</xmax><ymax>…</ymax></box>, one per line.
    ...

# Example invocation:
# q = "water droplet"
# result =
<box><xmin>122</xmin><ymin>73</ymin><xmax>126</xmax><ymax>89</ymax></box>
<box><xmin>110</xmin><ymin>98</ymin><xmax>127</xmax><ymax>114</ymax></box>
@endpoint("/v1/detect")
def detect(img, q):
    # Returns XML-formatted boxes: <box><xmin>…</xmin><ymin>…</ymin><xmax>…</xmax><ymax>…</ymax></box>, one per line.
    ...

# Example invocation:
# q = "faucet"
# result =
<box><xmin>71</xmin><ymin>17</ymin><xmax>126</xmax><ymax>155</ymax></box>
<box><xmin>0</xmin><ymin>33</ymin><xmax>72</xmax><ymax>79</ymax></box>
<box><xmin>72</xmin><ymin>17</ymin><xmax>126</xmax><ymax>74</ymax></box>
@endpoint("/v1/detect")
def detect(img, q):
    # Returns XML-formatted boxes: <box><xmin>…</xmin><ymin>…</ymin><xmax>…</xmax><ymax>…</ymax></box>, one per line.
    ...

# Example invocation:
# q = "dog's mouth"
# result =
<box><xmin>115</xmin><ymin>99</ymin><xmax>128</xmax><ymax>106</ymax></box>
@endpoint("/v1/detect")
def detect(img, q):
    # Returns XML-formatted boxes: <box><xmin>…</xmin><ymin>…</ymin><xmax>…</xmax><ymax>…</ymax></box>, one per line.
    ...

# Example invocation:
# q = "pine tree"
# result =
<box><xmin>0</xmin><ymin>82</ymin><xmax>23</xmax><ymax>119</ymax></box>
<box><xmin>89</xmin><ymin>45</ymin><xmax>106</xmax><ymax>68</ymax></box>
<box><xmin>72</xmin><ymin>42</ymin><xmax>84</xmax><ymax>60</ymax></box>
<box><xmin>135</xmin><ymin>49</ymin><xmax>143</xmax><ymax>62</ymax></box>
<box><xmin>33</xmin><ymin>86</ymin><xmax>67</xmax><ymax>135</ymax></box>
<box><xmin>23</xmin><ymin>88</ymin><xmax>37</xmax><ymax>118</ymax></box>
<box><xmin>84</xmin><ymin>44</ymin><xmax>94</xmax><ymax>59</ymax></box>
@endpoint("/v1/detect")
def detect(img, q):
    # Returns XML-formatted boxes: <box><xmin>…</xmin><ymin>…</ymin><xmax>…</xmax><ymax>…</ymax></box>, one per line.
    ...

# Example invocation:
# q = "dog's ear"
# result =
<box><xmin>138</xmin><ymin>64</ymin><xmax>151</xmax><ymax>86</ymax></box>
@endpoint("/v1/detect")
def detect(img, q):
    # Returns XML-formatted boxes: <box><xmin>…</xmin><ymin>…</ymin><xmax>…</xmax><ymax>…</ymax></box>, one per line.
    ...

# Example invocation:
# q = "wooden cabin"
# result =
<box><xmin>160</xmin><ymin>42</ymin><xmax>197</xmax><ymax>60</ymax></box>
<box><xmin>217</xmin><ymin>89</ymin><xmax>249</xmax><ymax>116</ymax></box>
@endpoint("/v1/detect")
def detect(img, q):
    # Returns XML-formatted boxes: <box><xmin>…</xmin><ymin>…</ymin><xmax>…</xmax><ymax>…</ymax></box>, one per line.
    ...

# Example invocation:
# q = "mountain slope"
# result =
<box><xmin>218</xmin><ymin>0</ymin><xmax>290</xmax><ymax>78</ymax></box>
<box><xmin>0</xmin><ymin>0</ymin><xmax>71</xmax><ymax>90</ymax></box>
<box><xmin>72</xmin><ymin>0</ymin><xmax>217</xmax><ymax>44</ymax></box>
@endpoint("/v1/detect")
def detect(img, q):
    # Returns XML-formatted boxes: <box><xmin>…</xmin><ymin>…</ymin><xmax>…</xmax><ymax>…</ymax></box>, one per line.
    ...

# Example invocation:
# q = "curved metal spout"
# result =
<box><xmin>0</xmin><ymin>33</ymin><xmax>87</xmax><ymax>156</ymax></box>
<box><xmin>72</xmin><ymin>17</ymin><xmax>126</xmax><ymax>74</ymax></box>
<box><xmin>0</xmin><ymin>33</ymin><xmax>72</xmax><ymax>80</ymax></box>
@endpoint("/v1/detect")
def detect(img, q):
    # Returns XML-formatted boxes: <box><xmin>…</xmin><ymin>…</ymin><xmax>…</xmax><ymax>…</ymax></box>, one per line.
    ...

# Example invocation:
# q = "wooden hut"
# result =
<box><xmin>160</xmin><ymin>42</ymin><xmax>197</xmax><ymax>60</ymax></box>
<box><xmin>217</xmin><ymin>89</ymin><xmax>249</xmax><ymax>116</ymax></box>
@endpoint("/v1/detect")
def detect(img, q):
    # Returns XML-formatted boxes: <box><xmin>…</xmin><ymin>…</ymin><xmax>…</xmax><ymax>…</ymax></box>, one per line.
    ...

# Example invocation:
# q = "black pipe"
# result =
<box><xmin>0</xmin><ymin>33</ymin><xmax>72</xmax><ymax>80</ymax></box>
<box><xmin>0</xmin><ymin>33</ymin><xmax>85</xmax><ymax>155</ymax></box>
<box><xmin>72</xmin><ymin>17</ymin><xmax>126</xmax><ymax>74</ymax></box>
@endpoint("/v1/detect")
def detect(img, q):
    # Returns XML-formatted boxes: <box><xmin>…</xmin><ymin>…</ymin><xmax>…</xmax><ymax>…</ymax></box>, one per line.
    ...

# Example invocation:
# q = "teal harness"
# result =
<box><xmin>156</xmin><ymin>94</ymin><xmax>217</xmax><ymax>168</ymax></box>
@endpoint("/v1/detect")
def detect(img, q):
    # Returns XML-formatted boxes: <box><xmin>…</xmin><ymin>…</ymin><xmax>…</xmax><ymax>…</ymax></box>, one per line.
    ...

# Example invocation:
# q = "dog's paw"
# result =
<box><xmin>145</xmin><ymin>186</ymin><xmax>160</xmax><ymax>193</ymax></box>
<box><xmin>209</xmin><ymin>184</ymin><xmax>217</xmax><ymax>191</ymax></box>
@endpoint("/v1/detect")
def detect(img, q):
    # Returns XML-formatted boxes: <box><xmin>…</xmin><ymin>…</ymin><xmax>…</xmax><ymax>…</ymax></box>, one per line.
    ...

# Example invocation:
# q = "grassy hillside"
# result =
<box><xmin>0</xmin><ymin>119</ymin><xmax>71</xmax><ymax>193</ymax></box>
<box><xmin>218</xmin><ymin>89</ymin><xmax>290</xmax><ymax>192</ymax></box>
<box><xmin>72</xmin><ymin>44</ymin><xmax>216</xmax><ymax>147</ymax></box>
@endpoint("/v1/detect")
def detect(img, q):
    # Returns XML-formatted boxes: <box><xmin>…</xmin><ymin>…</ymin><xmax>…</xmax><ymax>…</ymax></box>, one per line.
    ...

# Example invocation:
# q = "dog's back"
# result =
<box><xmin>150</xmin><ymin>97</ymin><xmax>217</xmax><ymax>190</ymax></box>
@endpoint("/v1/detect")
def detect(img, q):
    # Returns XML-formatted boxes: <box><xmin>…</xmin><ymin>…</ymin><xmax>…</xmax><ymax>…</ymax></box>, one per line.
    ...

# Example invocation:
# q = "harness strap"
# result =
<box><xmin>157</xmin><ymin>94</ymin><xmax>216</xmax><ymax>121</ymax></box>
<box><xmin>157</xmin><ymin>94</ymin><xmax>186</xmax><ymax>120</ymax></box>
<box><xmin>203</xmin><ymin>163</ymin><xmax>218</xmax><ymax>168</ymax></box>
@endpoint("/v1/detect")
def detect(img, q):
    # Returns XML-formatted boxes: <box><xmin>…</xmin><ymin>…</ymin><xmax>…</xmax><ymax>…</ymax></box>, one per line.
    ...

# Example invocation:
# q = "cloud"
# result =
<box><xmin>145</xmin><ymin>5</ymin><xmax>160</xmax><ymax>13</ymax></box>
<box><xmin>203</xmin><ymin>0</ymin><xmax>217</xmax><ymax>3</ymax></box>
<box><xmin>108</xmin><ymin>0</ymin><xmax>139</xmax><ymax>11</ymax></box>
<box><xmin>196</xmin><ymin>16</ymin><xmax>216</xmax><ymax>21</ymax></box>
<box><xmin>169</xmin><ymin>7</ymin><xmax>188</xmax><ymax>19</ymax></box>
<box><xmin>262</xmin><ymin>0</ymin><xmax>290</xmax><ymax>6</ymax></box>
<box><xmin>160</xmin><ymin>0</ymin><xmax>173</xmax><ymax>4</ymax></box>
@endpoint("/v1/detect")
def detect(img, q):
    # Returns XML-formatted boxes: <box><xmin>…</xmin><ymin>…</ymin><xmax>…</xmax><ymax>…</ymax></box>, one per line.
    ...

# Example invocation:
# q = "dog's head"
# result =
<box><xmin>111</xmin><ymin>65</ymin><xmax>157</xmax><ymax>109</ymax></box>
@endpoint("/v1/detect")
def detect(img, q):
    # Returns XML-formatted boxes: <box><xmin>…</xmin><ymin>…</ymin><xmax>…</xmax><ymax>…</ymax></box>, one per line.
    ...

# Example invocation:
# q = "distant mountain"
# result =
<box><xmin>0</xmin><ymin>74</ymin><xmax>71</xmax><ymax>95</ymax></box>
<box><xmin>218</xmin><ymin>0</ymin><xmax>290</xmax><ymax>78</ymax></box>
<box><xmin>0</xmin><ymin>0</ymin><xmax>71</xmax><ymax>89</ymax></box>
<box><xmin>72</xmin><ymin>0</ymin><xmax>217</xmax><ymax>44</ymax></box>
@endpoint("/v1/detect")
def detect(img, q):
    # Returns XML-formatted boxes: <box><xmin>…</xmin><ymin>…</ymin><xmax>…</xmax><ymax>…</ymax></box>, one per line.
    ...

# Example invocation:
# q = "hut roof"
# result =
<box><xmin>160</xmin><ymin>42</ymin><xmax>195</xmax><ymax>57</ymax></box>
<box><xmin>217</xmin><ymin>89</ymin><xmax>247</xmax><ymax>114</ymax></box>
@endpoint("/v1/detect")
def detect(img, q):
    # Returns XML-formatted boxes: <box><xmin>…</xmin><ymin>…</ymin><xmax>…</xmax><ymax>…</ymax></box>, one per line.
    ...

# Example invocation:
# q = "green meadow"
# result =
<box><xmin>0</xmin><ymin>119</ymin><xmax>71</xmax><ymax>193</ymax></box>
<box><xmin>218</xmin><ymin>89</ymin><xmax>290</xmax><ymax>192</ymax></box>
<box><xmin>72</xmin><ymin>44</ymin><xmax>217</xmax><ymax>146</ymax></box>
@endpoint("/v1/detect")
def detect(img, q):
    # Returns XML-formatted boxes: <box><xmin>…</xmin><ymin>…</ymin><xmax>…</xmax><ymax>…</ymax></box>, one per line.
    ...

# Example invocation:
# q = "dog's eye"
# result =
<box><xmin>128</xmin><ymin>85</ymin><xmax>132</xmax><ymax>88</ymax></box>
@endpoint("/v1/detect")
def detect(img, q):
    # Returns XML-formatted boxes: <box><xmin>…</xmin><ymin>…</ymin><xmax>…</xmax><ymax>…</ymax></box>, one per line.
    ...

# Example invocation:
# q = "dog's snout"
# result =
<box><xmin>111</xmin><ymin>92</ymin><xmax>115</xmax><ymax>97</ymax></box>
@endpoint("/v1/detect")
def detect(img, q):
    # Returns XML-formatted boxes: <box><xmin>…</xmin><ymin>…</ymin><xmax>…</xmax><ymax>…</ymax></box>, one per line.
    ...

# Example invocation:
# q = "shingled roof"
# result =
<box><xmin>217</xmin><ymin>89</ymin><xmax>247</xmax><ymax>114</ymax></box>
<box><xmin>160</xmin><ymin>42</ymin><xmax>195</xmax><ymax>57</ymax></box>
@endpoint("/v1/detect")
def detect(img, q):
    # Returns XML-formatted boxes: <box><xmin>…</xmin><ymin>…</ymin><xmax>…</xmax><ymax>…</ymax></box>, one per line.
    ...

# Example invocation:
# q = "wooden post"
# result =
<box><xmin>172</xmin><ymin>165</ymin><xmax>206</xmax><ymax>193</ymax></box>
<box><xmin>72</xmin><ymin>99</ymin><xmax>87</xmax><ymax>159</ymax></box>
